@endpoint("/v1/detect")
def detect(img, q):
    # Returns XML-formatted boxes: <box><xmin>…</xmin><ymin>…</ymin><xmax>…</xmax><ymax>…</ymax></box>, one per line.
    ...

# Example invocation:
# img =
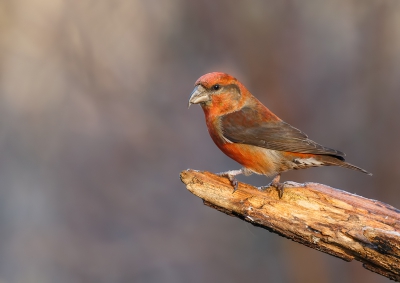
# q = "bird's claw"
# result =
<box><xmin>217</xmin><ymin>172</ymin><xmax>239</xmax><ymax>193</ymax></box>
<box><xmin>258</xmin><ymin>182</ymin><xmax>285</xmax><ymax>199</ymax></box>
<box><xmin>275</xmin><ymin>183</ymin><xmax>285</xmax><ymax>199</ymax></box>
<box><xmin>230</xmin><ymin>178</ymin><xmax>238</xmax><ymax>193</ymax></box>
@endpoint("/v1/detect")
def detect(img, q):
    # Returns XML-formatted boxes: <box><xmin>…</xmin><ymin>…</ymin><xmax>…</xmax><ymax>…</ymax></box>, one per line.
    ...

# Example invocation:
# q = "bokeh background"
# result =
<box><xmin>1</xmin><ymin>0</ymin><xmax>399</xmax><ymax>282</ymax></box>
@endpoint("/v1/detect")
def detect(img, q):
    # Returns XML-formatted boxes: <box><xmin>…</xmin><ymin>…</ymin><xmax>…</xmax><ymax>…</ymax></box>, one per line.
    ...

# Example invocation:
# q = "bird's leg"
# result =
<box><xmin>258</xmin><ymin>173</ymin><xmax>285</xmax><ymax>198</ymax></box>
<box><xmin>217</xmin><ymin>168</ymin><xmax>252</xmax><ymax>192</ymax></box>
<box><xmin>217</xmin><ymin>169</ymin><xmax>241</xmax><ymax>192</ymax></box>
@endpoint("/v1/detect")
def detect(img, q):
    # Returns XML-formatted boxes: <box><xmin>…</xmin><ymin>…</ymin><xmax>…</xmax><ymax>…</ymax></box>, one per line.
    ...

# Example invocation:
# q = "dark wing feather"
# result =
<box><xmin>220</xmin><ymin>106</ymin><xmax>345</xmax><ymax>159</ymax></box>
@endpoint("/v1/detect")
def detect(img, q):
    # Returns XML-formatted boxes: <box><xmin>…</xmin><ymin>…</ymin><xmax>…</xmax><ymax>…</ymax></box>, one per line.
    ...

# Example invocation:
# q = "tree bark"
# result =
<box><xmin>180</xmin><ymin>169</ymin><xmax>400</xmax><ymax>281</ymax></box>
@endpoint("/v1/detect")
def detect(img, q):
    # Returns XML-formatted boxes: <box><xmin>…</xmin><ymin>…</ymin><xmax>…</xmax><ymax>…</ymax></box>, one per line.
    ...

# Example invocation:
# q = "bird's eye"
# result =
<box><xmin>212</xmin><ymin>84</ymin><xmax>220</xmax><ymax>91</ymax></box>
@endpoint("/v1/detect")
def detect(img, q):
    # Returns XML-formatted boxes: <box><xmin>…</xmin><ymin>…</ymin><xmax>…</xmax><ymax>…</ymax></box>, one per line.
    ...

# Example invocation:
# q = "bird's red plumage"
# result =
<box><xmin>189</xmin><ymin>72</ymin><xmax>371</xmax><ymax>192</ymax></box>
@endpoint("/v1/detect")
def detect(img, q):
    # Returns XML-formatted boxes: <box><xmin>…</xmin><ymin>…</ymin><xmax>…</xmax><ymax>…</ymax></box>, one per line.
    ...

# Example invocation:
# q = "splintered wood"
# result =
<box><xmin>180</xmin><ymin>169</ymin><xmax>400</xmax><ymax>281</ymax></box>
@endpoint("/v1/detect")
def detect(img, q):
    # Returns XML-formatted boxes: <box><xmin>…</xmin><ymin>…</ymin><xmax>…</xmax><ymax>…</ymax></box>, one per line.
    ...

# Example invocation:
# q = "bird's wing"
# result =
<box><xmin>220</xmin><ymin>106</ymin><xmax>345</xmax><ymax>159</ymax></box>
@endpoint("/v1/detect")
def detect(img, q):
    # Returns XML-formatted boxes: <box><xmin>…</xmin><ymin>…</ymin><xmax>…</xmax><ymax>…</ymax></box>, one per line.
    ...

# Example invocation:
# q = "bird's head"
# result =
<box><xmin>188</xmin><ymin>72</ymin><xmax>247</xmax><ymax>115</ymax></box>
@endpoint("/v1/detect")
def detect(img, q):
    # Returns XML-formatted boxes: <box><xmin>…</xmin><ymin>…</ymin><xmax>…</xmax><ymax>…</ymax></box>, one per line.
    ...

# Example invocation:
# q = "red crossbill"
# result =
<box><xmin>189</xmin><ymin>72</ymin><xmax>371</xmax><ymax>198</ymax></box>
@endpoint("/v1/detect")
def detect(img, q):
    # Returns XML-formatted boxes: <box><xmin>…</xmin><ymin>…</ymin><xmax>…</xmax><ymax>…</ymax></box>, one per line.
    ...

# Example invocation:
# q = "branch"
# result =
<box><xmin>180</xmin><ymin>169</ymin><xmax>400</xmax><ymax>281</ymax></box>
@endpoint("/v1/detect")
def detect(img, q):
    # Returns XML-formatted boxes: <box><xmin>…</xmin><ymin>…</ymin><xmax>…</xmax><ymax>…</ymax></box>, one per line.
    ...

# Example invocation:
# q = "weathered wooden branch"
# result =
<box><xmin>180</xmin><ymin>169</ymin><xmax>400</xmax><ymax>281</ymax></box>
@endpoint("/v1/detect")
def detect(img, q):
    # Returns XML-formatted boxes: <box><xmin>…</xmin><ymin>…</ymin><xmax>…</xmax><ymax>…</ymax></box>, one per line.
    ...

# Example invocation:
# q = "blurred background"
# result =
<box><xmin>0</xmin><ymin>0</ymin><xmax>399</xmax><ymax>282</ymax></box>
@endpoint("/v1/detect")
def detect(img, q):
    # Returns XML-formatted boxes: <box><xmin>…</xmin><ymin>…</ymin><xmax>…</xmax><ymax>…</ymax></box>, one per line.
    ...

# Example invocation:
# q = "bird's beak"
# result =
<box><xmin>188</xmin><ymin>85</ymin><xmax>210</xmax><ymax>108</ymax></box>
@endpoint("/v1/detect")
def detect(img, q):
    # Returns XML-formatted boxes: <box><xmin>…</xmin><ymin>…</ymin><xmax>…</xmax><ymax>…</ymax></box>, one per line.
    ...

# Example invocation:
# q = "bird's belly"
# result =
<box><xmin>218</xmin><ymin>143</ymin><xmax>284</xmax><ymax>176</ymax></box>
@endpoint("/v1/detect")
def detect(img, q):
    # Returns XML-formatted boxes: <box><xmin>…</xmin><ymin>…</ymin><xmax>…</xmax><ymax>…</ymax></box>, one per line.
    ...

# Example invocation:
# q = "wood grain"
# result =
<box><xmin>180</xmin><ymin>169</ymin><xmax>400</xmax><ymax>281</ymax></box>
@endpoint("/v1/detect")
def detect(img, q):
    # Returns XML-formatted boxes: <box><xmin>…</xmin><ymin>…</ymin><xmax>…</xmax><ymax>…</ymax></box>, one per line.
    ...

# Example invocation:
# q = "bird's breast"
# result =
<box><xmin>215</xmin><ymin>143</ymin><xmax>284</xmax><ymax>177</ymax></box>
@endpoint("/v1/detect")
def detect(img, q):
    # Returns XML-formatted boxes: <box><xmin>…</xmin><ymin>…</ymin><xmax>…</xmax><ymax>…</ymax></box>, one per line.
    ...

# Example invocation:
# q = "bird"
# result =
<box><xmin>188</xmin><ymin>72</ymin><xmax>371</xmax><ymax>198</ymax></box>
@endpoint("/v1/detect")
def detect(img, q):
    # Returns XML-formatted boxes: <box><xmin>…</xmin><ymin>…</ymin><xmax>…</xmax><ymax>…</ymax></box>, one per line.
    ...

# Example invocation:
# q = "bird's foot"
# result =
<box><xmin>273</xmin><ymin>182</ymin><xmax>285</xmax><ymax>199</ymax></box>
<box><xmin>257</xmin><ymin>174</ymin><xmax>285</xmax><ymax>198</ymax></box>
<box><xmin>258</xmin><ymin>182</ymin><xmax>285</xmax><ymax>198</ymax></box>
<box><xmin>217</xmin><ymin>168</ymin><xmax>247</xmax><ymax>193</ymax></box>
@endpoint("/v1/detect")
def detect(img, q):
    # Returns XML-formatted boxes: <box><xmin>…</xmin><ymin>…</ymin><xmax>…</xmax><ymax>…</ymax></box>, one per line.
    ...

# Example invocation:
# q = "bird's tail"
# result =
<box><xmin>320</xmin><ymin>156</ymin><xmax>372</xmax><ymax>176</ymax></box>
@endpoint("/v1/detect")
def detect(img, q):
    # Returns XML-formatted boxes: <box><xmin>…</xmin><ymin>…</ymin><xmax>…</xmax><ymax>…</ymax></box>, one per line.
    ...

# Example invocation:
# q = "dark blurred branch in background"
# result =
<box><xmin>180</xmin><ymin>170</ymin><xmax>400</xmax><ymax>281</ymax></box>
